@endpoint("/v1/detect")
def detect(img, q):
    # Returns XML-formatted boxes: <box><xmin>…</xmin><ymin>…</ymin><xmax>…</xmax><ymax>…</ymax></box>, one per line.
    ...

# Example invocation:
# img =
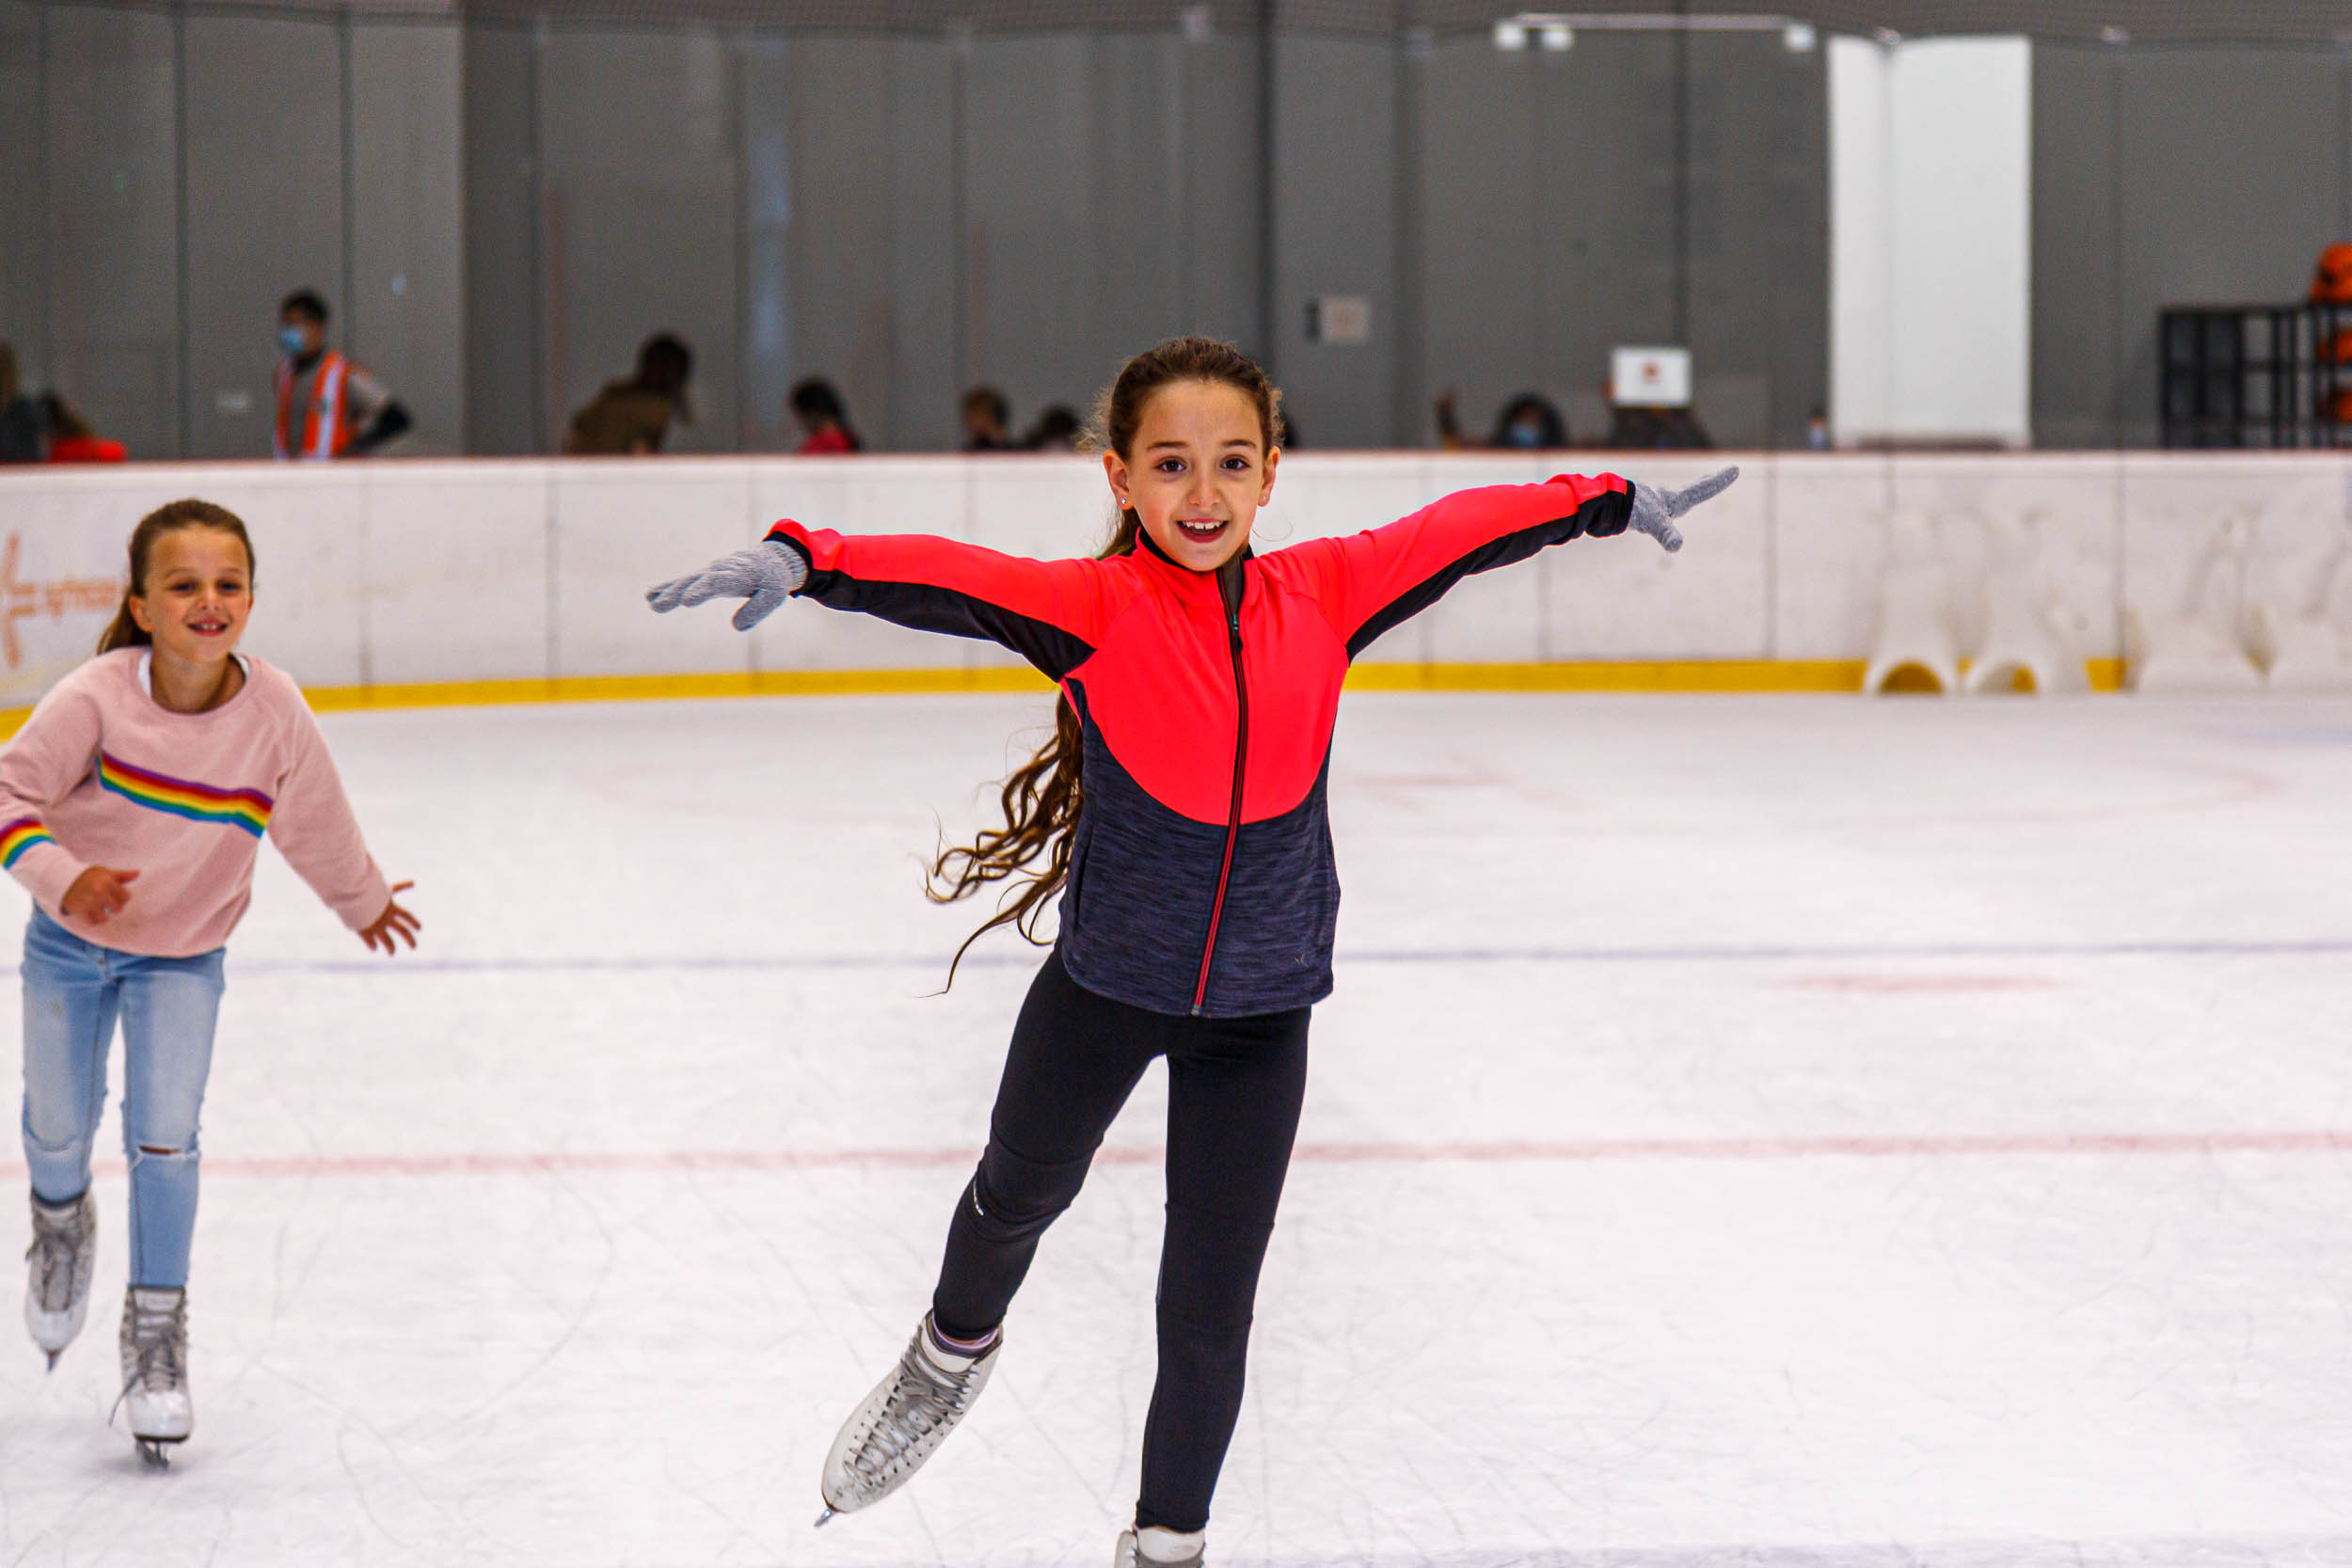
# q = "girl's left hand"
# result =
<box><xmin>1628</xmin><ymin>465</ymin><xmax>1739</xmax><ymax>553</ymax></box>
<box><xmin>360</xmin><ymin>880</ymin><xmax>421</xmax><ymax>956</ymax></box>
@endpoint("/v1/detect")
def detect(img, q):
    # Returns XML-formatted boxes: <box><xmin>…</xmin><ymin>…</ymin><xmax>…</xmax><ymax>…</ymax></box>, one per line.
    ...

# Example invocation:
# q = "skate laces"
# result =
<box><xmin>124</xmin><ymin>1292</ymin><xmax>186</xmax><ymax>1393</ymax></box>
<box><xmin>848</xmin><ymin>1339</ymin><xmax>982</xmax><ymax>1485</ymax></box>
<box><xmin>26</xmin><ymin>1201</ymin><xmax>87</xmax><ymax>1311</ymax></box>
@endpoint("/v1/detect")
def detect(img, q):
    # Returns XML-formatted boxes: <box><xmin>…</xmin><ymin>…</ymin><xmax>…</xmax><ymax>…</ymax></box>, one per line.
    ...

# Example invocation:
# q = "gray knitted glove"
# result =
<box><xmin>1628</xmin><ymin>465</ymin><xmax>1739</xmax><ymax>553</ymax></box>
<box><xmin>645</xmin><ymin>539</ymin><xmax>809</xmax><ymax>631</ymax></box>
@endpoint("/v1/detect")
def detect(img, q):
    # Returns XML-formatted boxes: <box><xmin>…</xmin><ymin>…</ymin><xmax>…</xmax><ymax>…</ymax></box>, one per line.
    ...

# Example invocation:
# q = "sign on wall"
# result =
<box><xmin>0</xmin><ymin>529</ymin><xmax>129</xmax><ymax>710</ymax></box>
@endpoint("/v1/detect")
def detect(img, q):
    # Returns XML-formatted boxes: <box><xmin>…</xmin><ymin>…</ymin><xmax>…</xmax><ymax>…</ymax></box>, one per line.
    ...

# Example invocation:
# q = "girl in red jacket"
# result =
<box><xmin>649</xmin><ymin>337</ymin><xmax>1733</xmax><ymax>1567</ymax></box>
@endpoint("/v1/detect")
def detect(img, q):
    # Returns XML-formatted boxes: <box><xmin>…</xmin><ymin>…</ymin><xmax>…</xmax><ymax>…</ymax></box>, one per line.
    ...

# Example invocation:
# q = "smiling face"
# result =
<box><xmin>128</xmin><ymin>527</ymin><xmax>253</xmax><ymax>670</ymax></box>
<box><xmin>1103</xmin><ymin>379</ymin><xmax>1279</xmax><ymax>574</ymax></box>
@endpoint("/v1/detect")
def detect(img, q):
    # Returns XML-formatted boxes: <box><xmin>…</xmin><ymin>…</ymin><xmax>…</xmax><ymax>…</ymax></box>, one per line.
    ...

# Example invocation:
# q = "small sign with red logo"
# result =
<box><xmin>1610</xmin><ymin>346</ymin><xmax>1692</xmax><ymax>408</ymax></box>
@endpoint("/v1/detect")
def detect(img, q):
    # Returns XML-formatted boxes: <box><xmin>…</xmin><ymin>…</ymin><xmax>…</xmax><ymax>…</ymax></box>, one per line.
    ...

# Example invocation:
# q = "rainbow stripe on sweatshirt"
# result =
<box><xmin>96</xmin><ymin>751</ymin><xmax>274</xmax><ymax>838</ymax></box>
<box><xmin>0</xmin><ymin>816</ymin><xmax>56</xmax><ymax>868</ymax></box>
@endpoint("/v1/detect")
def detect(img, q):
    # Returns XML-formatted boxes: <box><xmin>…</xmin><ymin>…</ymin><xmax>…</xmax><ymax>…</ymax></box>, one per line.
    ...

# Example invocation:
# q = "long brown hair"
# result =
<box><xmin>97</xmin><ymin>499</ymin><xmax>256</xmax><ymax>655</ymax></box>
<box><xmin>928</xmin><ymin>336</ymin><xmax>1284</xmax><ymax>983</ymax></box>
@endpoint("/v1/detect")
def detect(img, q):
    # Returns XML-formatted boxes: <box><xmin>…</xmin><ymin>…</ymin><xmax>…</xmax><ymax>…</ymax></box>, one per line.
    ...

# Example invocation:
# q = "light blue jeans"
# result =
<box><xmin>19</xmin><ymin>908</ymin><xmax>225</xmax><ymax>1290</ymax></box>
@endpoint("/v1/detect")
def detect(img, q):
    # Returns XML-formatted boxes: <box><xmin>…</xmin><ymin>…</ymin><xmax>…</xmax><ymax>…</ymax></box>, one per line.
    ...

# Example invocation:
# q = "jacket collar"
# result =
<box><xmin>1134</xmin><ymin>527</ymin><xmax>1255</xmax><ymax>602</ymax></box>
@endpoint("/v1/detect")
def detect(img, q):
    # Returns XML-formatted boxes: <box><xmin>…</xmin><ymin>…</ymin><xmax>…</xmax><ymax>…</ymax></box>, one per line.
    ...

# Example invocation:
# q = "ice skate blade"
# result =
<box><xmin>135</xmin><ymin>1438</ymin><xmax>181</xmax><ymax>1471</ymax></box>
<box><xmin>43</xmin><ymin>1350</ymin><xmax>59</xmax><ymax>1374</ymax></box>
<box><xmin>814</xmin><ymin>1505</ymin><xmax>837</xmax><ymax>1528</ymax></box>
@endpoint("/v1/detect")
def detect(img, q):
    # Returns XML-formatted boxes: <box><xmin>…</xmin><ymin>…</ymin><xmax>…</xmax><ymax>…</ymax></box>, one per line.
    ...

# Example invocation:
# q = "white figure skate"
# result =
<box><xmin>1116</xmin><ymin>1526</ymin><xmax>1207</xmax><ymax>1566</ymax></box>
<box><xmin>118</xmin><ymin>1286</ymin><xmax>193</xmax><ymax>1467</ymax></box>
<box><xmin>24</xmin><ymin>1190</ymin><xmax>97</xmax><ymax>1370</ymax></box>
<box><xmin>815</xmin><ymin>1314</ymin><xmax>1000</xmax><ymax>1525</ymax></box>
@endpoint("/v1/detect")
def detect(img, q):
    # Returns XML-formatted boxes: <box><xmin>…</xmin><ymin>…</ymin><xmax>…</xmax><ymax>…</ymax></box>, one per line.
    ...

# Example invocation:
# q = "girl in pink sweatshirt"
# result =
<box><xmin>1</xmin><ymin>498</ymin><xmax>418</xmax><ymax>1465</ymax></box>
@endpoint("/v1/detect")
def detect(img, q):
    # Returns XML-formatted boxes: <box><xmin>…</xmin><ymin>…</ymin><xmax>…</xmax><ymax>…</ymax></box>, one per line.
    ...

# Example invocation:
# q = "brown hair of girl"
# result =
<box><xmin>927</xmin><ymin>336</ymin><xmax>1283</xmax><ymax>984</ymax></box>
<box><xmin>97</xmin><ymin>499</ymin><xmax>256</xmax><ymax>656</ymax></box>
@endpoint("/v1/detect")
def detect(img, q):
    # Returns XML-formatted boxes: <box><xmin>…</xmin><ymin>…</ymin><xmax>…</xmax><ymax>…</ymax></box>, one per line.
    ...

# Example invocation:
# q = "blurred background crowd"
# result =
<box><xmin>5</xmin><ymin>2</ymin><xmax>2346</xmax><ymax>465</ymax></box>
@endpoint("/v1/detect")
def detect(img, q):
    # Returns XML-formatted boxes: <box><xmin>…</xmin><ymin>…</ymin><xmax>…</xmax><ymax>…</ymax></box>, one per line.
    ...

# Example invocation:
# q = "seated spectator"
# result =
<box><xmin>1024</xmin><ymin>404</ymin><xmax>1082</xmax><ymax>451</ymax></box>
<box><xmin>790</xmin><ymin>377</ymin><xmax>862</xmax><ymax>454</ymax></box>
<box><xmin>961</xmin><ymin>386</ymin><xmax>1014</xmax><ymax>451</ymax></box>
<box><xmin>40</xmin><ymin>394</ymin><xmax>126</xmax><ymax>463</ymax></box>
<box><xmin>1433</xmin><ymin>390</ymin><xmax>1568</xmax><ymax>452</ymax></box>
<box><xmin>0</xmin><ymin>342</ymin><xmax>41</xmax><ymax>463</ymax></box>
<box><xmin>567</xmin><ymin>333</ymin><xmax>694</xmax><ymax>454</ymax></box>
<box><xmin>1604</xmin><ymin>403</ymin><xmax>1712</xmax><ymax>451</ymax></box>
<box><xmin>1490</xmin><ymin>393</ymin><xmax>1568</xmax><ymax>451</ymax></box>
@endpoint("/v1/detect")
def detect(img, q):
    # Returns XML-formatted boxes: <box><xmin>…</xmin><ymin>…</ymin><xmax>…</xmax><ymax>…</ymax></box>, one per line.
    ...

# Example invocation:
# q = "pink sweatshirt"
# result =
<box><xmin>0</xmin><ymin>650</ymin><xmax>389</xmax><ymax>958</ymax></box>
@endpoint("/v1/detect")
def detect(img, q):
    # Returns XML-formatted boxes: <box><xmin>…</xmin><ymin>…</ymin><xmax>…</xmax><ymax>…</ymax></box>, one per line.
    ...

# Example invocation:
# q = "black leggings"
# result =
<box><xmin>930</xmin><ymin>949</ymin><xmax>1311</xmax><ymax>1534</ymax></box>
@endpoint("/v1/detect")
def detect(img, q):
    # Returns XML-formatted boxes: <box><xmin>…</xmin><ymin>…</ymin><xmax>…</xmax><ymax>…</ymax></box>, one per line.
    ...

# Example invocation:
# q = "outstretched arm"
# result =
<box><xmin>266</xmin><ymin>709</ymin><xmax>403</xmax><ymax>948</ymax></box>
<box><xmin>648</xmin><ymin>521</ymin><xmax>1124</xmax><ymax>680</ymax></box>
<box><xmin>1275</xmin><ymin>466</ymin><xmax>1736</xmax><ymax>659</ymax></box>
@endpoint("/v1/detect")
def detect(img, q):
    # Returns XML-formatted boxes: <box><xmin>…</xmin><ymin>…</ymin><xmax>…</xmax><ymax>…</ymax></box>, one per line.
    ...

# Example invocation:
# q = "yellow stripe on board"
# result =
<box><xmin>300</xmin><ymin>666</ymin><xmax>1058</xmax><ymax>713</ymax></box>
<box><xmin>1346</xmin><ymin>659</ymin><xmax>1868</xmax><ymax>693</ymax></box>
<box><xmin>0</xmin><ymin>657</ymin><xmax>2133</xmax><ymax>739</ymax></box>
<box><xmin>1347</xmin><ymin>657</ymin><xmax>2124</xmax><ymax>693</ymax></box>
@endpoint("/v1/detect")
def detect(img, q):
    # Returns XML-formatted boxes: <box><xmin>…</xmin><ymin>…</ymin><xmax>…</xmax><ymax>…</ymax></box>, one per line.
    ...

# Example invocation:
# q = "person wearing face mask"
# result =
<box><xmin>647</xmin><ymin>336</ymin><xmax>1737</xmax><ymax>1567</ymax></box>
<box><xmin>1432</xmin><ymin>388</ymin><xmax>1570</xmax><ymax>452</ymax></box>
<box><xmin>272</xmin><ymin>291</ymin><xmax>411</xmax><ymax>461</ymax></box>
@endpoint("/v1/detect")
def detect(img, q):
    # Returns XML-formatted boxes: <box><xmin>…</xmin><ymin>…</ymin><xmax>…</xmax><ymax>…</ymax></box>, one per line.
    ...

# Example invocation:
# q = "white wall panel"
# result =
<box><xmin>1771</xmin><ymin>453</ymin><xmax>1895</xmax><ymax>659</ymax></box>
<box><xmin>2119</xmin><ymin>453</ymin><xmax>2347</xmax><ymax>643</ymax></box>
<box><xmin>362</xmin><ymin>463</ymin><xmax>550</xmax><ymax>685</ymax></box>
<box><xmin>1830</xmin><ymin>37</ymin><xmax>2032</xmax><ymax>447</ymax></box>
<box><xmin>1547</xmin><ymin>455</ymin><xmax>1772</xmax><ymax>661</ymax></box>
<box><xmin>1891</xmin><ymin>454</ymin><xmax>2122</xmax><ymax>658</ymax></box>
<box><xmin>750</xmin><ymin>458</ymin><xmax>973</xmax><ymax>673</ymax></box>
<box><xmin>552</xmin><ymin>461</ymin><xmax>754</xmax><ymax>678</ymax></box>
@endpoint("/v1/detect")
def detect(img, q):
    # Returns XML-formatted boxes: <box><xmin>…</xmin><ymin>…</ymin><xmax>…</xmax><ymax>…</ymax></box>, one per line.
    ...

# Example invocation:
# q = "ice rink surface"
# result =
<box><xmin>3</xmin><ymin>690</ymin><xmax>2351</xmax><ymax>1568</ymax></box>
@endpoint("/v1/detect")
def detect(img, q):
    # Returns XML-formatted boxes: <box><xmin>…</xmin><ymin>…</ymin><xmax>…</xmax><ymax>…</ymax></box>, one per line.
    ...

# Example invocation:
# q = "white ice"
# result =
<box><xmin>3</xmin><ymin>691</ymin><xmax>2351</xmax><ymax>1568</ymax></box>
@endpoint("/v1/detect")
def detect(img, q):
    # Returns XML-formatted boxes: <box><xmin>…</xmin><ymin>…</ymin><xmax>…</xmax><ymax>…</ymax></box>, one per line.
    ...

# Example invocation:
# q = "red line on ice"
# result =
<box><xmin>6</xmin><ymin>1128</ymin><xmax>2348</xmax><ymax>1182</ymax></box>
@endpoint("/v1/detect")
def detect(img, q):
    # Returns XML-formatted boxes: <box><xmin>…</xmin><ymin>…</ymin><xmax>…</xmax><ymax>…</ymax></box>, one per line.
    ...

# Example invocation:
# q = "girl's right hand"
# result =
<box><xmin>62</xmin><ymin>865</ymin><xmax>139</xmax><ymax>925</ymax></box>
<box><xmin>645</xmin><ymin>539</ymin><xmax>808</xmax><ymax>631</ymax></box>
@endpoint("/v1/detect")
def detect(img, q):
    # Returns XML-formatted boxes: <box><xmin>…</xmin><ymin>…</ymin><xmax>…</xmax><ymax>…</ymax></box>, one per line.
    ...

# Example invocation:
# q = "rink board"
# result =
<box><xmin>0</xmin><ymin>451</ymin><xmax>2340</xmax><ymax>714</ymax></box>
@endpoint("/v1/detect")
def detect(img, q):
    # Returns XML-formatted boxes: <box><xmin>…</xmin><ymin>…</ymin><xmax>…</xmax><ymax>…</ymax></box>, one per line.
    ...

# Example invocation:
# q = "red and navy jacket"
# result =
<box><xmin>768</xmin><ymin>473</ymin><xmax>1634</xmax><ymax>1018</ymax></box>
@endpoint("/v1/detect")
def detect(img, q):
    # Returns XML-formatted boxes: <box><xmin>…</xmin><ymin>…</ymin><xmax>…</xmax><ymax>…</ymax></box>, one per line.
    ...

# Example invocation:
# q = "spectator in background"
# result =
<box><xmin>1433</xmin><ymin>390</ymin><xmax>1568</xmax><ymax>452</ymax></box>
<box><xmin>39</xmin><ymin>394</ymin><xmax>126</xmax><ymax>463</ymax></box>
<box><xmin>961</xmin><ymin>386</ymin><xmax>1014</xmax><ymax>451</ymax></box>
<box><xmin>1024</xmin><ymin>404</ymin><xmax>1082</xmax><ymax>451</ymax></box>
<box><xmin>0</xmin><ymin>342</ymin><xmax>42</xmax><ymax>463</ymax></box>
<box><xmin>789</xmin><ymin>378</ymin><xmax>862</xmax><ymax>454</ymax></box>
<box><xmin>275</xmin><ymin>291</ymin><xmax>410</xmax><ymax>460</ymax></box>
<box><xmin>1490</xmin><ymin>393</ymin><xmax>1569</xmax><ymax>451</ymax></box>
<box><xmin>567</xmin><ymin>333</ymin><xmax>695</xmax><ymax>455</ymax></box>
<box><xmin>1604</xmin><ymin>403</ymin><xmax>1712</xmax><ymax>451</ymax></box>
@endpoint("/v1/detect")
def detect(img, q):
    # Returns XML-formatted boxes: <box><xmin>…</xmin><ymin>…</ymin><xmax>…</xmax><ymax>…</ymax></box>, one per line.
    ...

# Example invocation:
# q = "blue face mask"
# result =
<box><xmin>278</xmin><ymin>325</ymin><xmax>309</xmax><ymax>358</ymax></box>
<box><xmin>1505</xmin><ymin>421</ymin><xmax>1545</xmax><ymax>449</ymax></box>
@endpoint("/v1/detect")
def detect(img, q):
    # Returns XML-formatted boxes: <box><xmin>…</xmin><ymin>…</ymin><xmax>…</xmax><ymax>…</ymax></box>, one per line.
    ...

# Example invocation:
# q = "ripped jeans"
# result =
<box><xmin>19</xmin><ymin>909</ymin><xmax>225</xmax><ymax>1290</ymax></box>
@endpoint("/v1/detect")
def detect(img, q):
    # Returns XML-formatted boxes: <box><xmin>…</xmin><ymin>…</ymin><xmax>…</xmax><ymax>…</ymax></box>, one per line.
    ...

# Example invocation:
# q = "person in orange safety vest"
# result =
<box><xmin>274</xmin><ymin>291</ymin><xmax>410</xmax><ymax>460</ymax></box>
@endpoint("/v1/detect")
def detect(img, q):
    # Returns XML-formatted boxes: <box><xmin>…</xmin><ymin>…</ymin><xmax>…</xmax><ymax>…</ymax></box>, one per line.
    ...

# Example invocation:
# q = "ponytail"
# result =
<box><xmin>98</xmin><ymin>499</ymin><xmax>256</xmax><ymax>656</ymax></box>
<box><xmin>926</xmin><ymin>336</ymin><xmax>1280</xmax><ymax>986</ymax></box>
<box><xmin>95</xmin><ymin>600</ymin><xmax>147</xmax><ymax>656</ymax></box>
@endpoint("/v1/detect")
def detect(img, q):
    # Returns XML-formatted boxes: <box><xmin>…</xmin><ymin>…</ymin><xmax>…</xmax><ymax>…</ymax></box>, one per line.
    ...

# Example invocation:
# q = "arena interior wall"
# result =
<box><xmin>1</xmin><ymin>451</ymin><xmax>2345</xmax><ymax>718</ymax></box>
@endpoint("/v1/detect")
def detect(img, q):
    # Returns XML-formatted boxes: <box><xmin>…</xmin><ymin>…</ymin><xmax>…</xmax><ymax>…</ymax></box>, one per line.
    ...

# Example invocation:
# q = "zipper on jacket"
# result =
<box><xmin>1191</xmin><ymin>572</ymin><xmax>1250</xmax><ymax>1016</ymax></box>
